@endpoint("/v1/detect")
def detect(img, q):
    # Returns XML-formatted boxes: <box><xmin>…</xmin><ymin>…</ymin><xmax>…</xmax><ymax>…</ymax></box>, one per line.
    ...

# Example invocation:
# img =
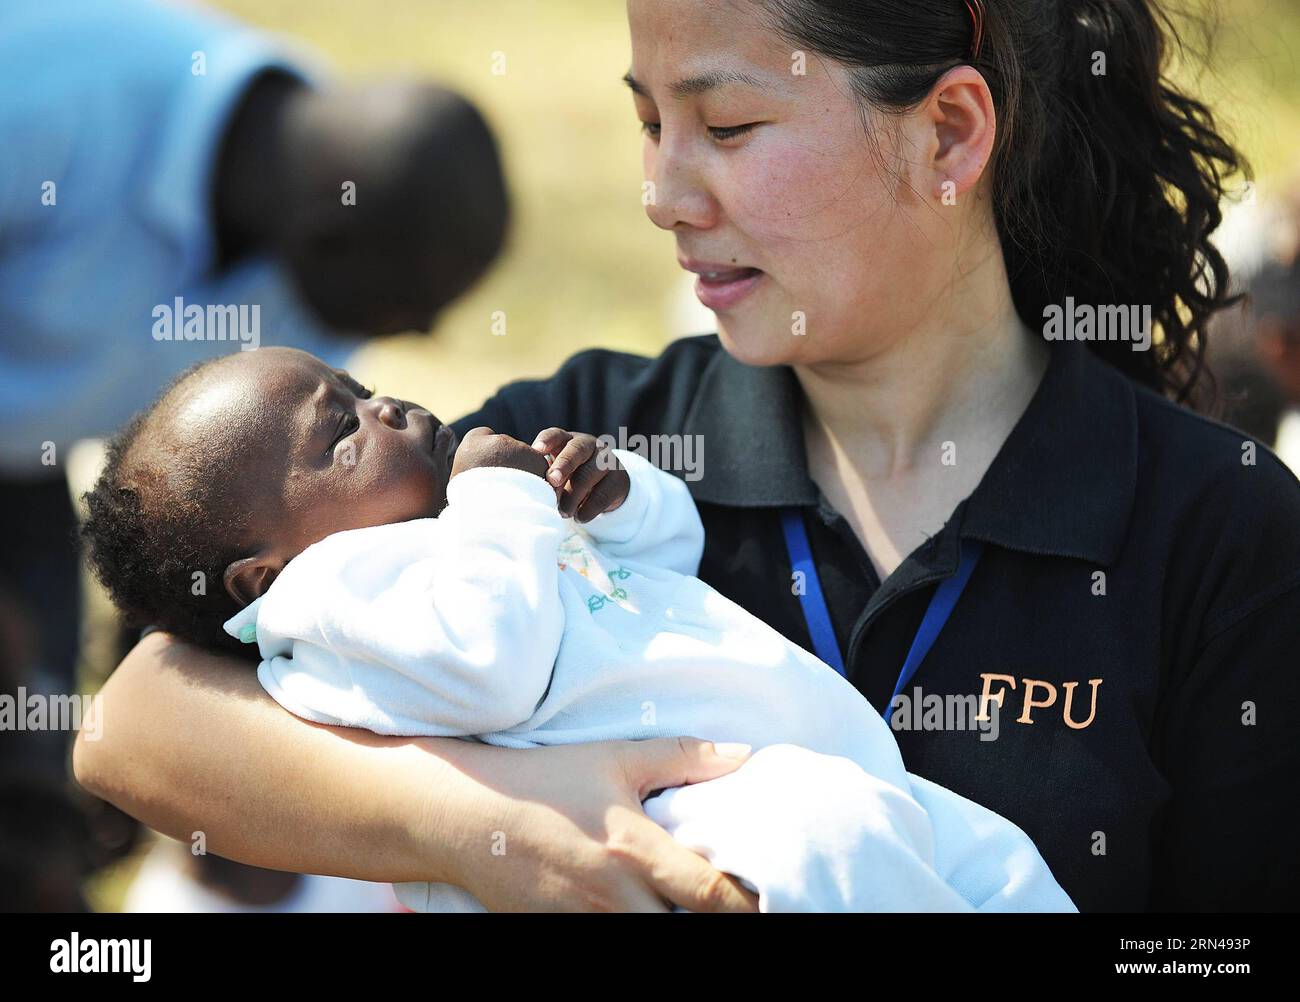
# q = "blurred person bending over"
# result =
<box><xmin>0</xmin><ymin>0</ymin><xmax>509</xmax><ymax>756</ymax></box>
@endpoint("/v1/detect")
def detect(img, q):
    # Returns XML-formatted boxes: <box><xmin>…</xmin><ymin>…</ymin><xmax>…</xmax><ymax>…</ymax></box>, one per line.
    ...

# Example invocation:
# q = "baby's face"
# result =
<box><xmin>199</xmin><ymin>348</ymin><xmax>457</xmax><ymax>573</ymax></box>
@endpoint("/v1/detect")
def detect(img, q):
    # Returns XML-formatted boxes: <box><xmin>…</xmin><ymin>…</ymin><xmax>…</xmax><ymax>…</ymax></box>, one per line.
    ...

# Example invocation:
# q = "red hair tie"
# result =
<box><xmin>964</xmin><ymin>0</ymin><xmax>986</xmax><ymax>61</ymax></box>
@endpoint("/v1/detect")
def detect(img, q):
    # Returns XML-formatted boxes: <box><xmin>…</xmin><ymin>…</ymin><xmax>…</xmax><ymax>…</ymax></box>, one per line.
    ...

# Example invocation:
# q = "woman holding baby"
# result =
<box><xmin>75</xmin><ymin>0</ymin><xmax>1300</xmax><ymax>911</ymax></box>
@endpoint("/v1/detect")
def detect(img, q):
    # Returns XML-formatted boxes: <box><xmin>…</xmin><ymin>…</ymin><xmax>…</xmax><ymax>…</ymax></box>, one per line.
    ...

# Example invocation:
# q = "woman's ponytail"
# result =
<box><xmin>762</xmin><ymin>0</ymin><xmax>1247</xmax><ymax>403</ymax></box>
<box><xmin>1003</xmin><ymin>0</ymin><xmax>1244</xmax><ymax>401</ymax></box>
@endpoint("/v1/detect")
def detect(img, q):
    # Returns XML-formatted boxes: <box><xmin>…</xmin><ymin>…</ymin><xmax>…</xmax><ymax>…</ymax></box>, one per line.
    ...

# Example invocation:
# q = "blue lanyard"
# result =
<box><xmin>780</xmin><ymin>508</ymin><xmax>982</xmax><ymax>721</ymax></box>
<box><xmin>780</xmin><ymin>508</ymin><xmax>847</xmax><ymax>675</ymax></box>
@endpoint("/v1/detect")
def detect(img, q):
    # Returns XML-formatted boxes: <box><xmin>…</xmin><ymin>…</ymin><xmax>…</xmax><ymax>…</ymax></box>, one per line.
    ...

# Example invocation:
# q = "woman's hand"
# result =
<box><xmin>429</xmin><ymin>736</ymin><xmax>761</xmax><ymax>912</ymax></box>
<box><xmin>530</xmin><ymin>427</ymin><xmax>630</xmax><ymax>522</ymax></box>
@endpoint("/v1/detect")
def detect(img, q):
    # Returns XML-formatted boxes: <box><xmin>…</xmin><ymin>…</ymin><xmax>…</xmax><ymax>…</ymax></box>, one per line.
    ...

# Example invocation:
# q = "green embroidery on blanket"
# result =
<box><xmin>558</xmin><ymin>531</ymin><xmax>635</xmax><ymax>613</ymax></box>
<box><xmin>586</xmin><ymin>586</ymin><xmax>629</xmax><ymax>614</ymax></box>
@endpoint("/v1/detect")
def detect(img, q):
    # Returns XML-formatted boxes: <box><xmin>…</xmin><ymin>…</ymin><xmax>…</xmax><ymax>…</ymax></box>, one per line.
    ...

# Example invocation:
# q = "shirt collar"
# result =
<box><xmin>681</xmin><ymin>337</ymin><xmax>1138</xmax><ymax>566</ymax></box>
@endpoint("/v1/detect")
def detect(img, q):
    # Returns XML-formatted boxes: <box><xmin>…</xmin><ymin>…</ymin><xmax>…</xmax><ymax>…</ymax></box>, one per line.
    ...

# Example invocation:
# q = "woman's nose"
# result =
<box><xmin>644</xmin><ymin>139</ymin><xmax>716</xmax><ymax>232</ymax></box>
<box><xmin>373</xmin><ymin>397</ymin><xmax>406</xmax><ymax>430</ymax></box>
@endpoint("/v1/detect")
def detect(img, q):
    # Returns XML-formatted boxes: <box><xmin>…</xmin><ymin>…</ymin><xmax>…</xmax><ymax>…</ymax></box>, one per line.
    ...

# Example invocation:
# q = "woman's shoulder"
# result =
<box><xmin>535</xmin><ymin>331</ymin><xmax>723</xmax><ymax>386</ymax></box>
<box><xmin>451</xmin><ymin>334</ymin><xmax>723</xmax><ymax>440</ymax></box>
<box><xmin>1128</xmin><ymin>373</ymin><xmax>1300</xmax><ymax>522</ymax></box>
<box><xmin>1122</xmin><ymin>368</ymin><xmax>1300</xmax><ymax>639</ymax></box>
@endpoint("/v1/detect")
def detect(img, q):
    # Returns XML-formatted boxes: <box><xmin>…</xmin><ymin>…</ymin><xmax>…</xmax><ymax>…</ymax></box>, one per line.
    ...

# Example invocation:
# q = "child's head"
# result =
<box><xmin>82</xmin><ymin>348</ymin><xmax>457</xmax><ymax>652</ymax></box>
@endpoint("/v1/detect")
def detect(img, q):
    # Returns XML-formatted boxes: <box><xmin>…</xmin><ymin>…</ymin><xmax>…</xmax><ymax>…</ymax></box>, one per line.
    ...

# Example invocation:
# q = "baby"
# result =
<box><xmin>83</xmin><ymin>347</ymin><xmax>1075</xmax><ymax>913</ymax></box>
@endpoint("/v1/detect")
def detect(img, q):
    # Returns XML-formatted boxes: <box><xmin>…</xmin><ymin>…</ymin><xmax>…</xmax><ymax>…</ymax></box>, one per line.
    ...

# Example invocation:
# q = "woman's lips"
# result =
<box><xmin>693</xmin><ymin>267</ymin><xmax>764</xmax><ymax>312</ymax></box>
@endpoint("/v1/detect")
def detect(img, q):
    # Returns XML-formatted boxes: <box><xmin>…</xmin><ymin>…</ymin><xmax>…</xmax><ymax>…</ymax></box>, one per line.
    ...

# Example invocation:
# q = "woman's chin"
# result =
<box><xmin>716</xmin><ymin>322</ymin><xmax>808</xmax><ymax>368</ymax></box>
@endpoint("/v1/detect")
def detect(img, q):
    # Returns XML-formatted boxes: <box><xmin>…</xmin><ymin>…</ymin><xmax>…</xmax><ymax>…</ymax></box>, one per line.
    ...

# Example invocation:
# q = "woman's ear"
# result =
<box><xmin>921</xmin><ymin>65</ymin><xmax>997</xmax><ymax>203</ymax></box>
<box><xmin>223</xmin><ymin>553</ymin><xmax>283</xmax><ymax>608</ymax></box>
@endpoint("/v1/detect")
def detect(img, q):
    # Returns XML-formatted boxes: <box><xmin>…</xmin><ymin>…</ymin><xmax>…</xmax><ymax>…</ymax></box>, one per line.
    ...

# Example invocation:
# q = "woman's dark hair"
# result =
<box><xmin>755</xmin><ymin>0</ymin><xmax>1246</xmax><ymax>404</ymax></box>
<box><xmin>81</xmin><ymin>359</ymin><xmax>258</xmax><ymax>659</ymax></box>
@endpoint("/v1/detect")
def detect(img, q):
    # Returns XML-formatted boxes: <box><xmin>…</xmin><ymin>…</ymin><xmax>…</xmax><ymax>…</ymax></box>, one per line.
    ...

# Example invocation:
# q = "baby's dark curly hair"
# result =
<box><xmin>81</xmin><ymin>358</ymin><xmax>259</xmax><ymax>658</ymax></box>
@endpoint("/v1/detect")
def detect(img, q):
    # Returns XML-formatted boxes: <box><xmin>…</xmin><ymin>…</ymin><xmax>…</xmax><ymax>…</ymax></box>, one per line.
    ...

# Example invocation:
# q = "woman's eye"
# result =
<box><xmin>708</xmin><ymin>123</ymin><xmax>757</xmax><ymax>142</ymax></box>
<box><xmin>641</xmin><ymin>121</ymin><xmax>757</xmax><ymax>143</ymax></box>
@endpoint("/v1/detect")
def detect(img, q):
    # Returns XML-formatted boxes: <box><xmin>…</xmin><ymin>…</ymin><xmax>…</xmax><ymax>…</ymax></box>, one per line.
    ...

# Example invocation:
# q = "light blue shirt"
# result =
<box><xmin>0</xmin><ymin>0</ymin><xmax>358</xmax><ymax>474</ymax></box>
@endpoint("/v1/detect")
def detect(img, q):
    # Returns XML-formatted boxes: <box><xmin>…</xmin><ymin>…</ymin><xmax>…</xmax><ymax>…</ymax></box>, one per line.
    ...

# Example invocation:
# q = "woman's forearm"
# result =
<box><xmin>74</xmin><ymin>633</ymin><xmax>762</xmax><ymax>912</ymax></box>
<box><xmin>72</xmin><ymin>631</ymin><xmax>491</xmax><ymax>885</ymax></box>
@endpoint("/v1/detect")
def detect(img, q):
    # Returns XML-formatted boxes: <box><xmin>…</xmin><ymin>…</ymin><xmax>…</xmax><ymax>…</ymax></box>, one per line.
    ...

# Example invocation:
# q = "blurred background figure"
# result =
<box><xmin>1252</xmin><ymin>255</ymin><xmax>1300</xmax><ymax>472</ymax></box>
<box><xmin>0</xmin><ymin>590</ymin><xmax>99</xmax><ymax>912</ymax></box>
<box><xmin>0</xmin><ymin>768</ymin><xmax>100</xmax><ymax>912</ymax></box>
<box><xmin>1211</xmin><ymin>169</ymin><xmax>1300</xmax><ymax>471</ymax></box>
<box><xmin>0</xmin><ymin>0</ymin><xmax>508</xmax><ymax>747</ymax></box>
<box><xmin>0</xmin><ymin>0</ymin><xmax>506</xmax><ymax>912</ymax></box>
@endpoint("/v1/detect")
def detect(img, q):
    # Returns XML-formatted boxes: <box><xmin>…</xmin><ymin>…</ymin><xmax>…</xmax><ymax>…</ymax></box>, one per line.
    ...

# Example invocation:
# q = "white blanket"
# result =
<box><xmin>225</xmin><ymin>449</ymin><xmax>1075</xmax><ymax>912</ymax></box>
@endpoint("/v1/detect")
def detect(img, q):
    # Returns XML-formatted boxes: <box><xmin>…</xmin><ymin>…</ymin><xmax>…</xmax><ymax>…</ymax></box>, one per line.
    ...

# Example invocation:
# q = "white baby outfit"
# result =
<box><xmin>225</xmin><ymin>450</ymin><xmax>1075</xmax><ymax>913</ymax></box>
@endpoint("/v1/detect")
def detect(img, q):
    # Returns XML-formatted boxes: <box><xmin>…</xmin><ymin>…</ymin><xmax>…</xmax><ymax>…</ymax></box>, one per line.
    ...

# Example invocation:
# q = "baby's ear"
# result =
<box><xmin>223</xmin><ymin>553</ymin><xmax>283</xmax><ymax>607</ymax></box>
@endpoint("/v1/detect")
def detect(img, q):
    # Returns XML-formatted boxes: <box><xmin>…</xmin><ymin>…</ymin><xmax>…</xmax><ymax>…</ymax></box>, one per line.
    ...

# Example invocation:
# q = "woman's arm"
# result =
<box><xmin>73</xmin><ymin>632</ymin><xmax>759</xmax><ymax>911</ymax></box>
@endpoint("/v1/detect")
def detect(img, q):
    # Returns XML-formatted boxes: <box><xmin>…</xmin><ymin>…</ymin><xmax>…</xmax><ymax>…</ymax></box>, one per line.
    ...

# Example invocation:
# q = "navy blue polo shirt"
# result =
<box><xmin>451</xmin><ymin>333</ymin><xmax>1300</xmax><ymax>912</ymax></box>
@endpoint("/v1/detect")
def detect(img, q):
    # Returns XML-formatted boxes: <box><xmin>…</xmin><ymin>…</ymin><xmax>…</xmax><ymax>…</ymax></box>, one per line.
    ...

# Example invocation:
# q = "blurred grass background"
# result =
<box><xmin>201</xmin><ymin>0</ymin><xmax>1300</xmax><ymax>423</ymax></box>
<box><xmin>86</xmin><ymin>0</ymin><xmax>1300</xmax><ymax>910</ymax></box>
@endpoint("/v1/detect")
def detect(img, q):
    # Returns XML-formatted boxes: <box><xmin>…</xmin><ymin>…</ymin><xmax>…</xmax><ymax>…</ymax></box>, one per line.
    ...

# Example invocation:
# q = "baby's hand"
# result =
<box><xmin>530</xmin><ymin>428</ymin><xmax>630</xmax><ymax>522</ymax></box>
<box><xmin>451</xmin><ymin>427</ymin><xmax>551</xmax><ymax>481</ymax></box>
